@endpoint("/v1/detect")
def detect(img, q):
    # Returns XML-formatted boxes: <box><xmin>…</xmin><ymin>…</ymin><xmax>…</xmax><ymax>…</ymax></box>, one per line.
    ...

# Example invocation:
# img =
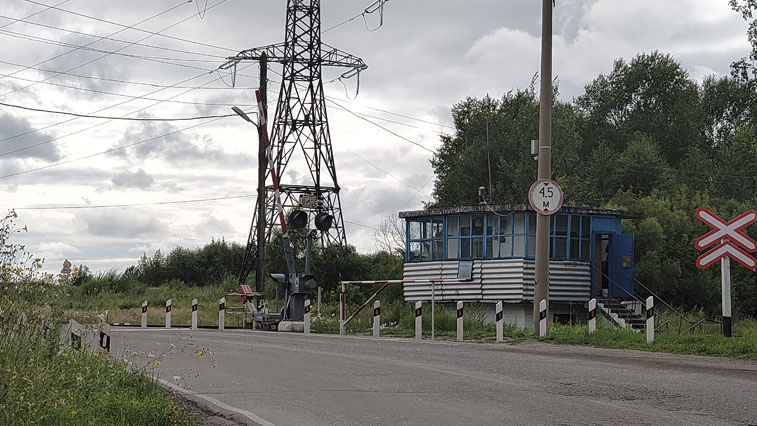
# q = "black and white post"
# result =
<box><xmin>721</xmin><ymin>252</ymin><xmax>732</xmax><ymax>337</ymax></box>
<box><xmin>415</xmin><ymin>301</ymin><xmax>422</xmax><ymax>341</ymax></box>
<box><xmin>373</xmin><ymin>300</ymin><xmax>380</xmax><ymax>337</ymax></box>
<box><xmin>218</xmin><ymin>297</ymin><xmax>225</xmax><ymax>331</ymax></box>
<box><xmin>165</xmin><ymin>299</ymin><xmax>172</xmax><ymax>329</ymax></box>
<box><xmin>495</xmin><ymin>301</ymin><xmax>503</xmax><ymax>343</ymax></box>
<box><xmin>456</xmin><ymin>301</ymin><xmax>464</xmax><ymax>342</ymax></box>
<box><xmin>99</xmin><ymin>331</ymin><xmax>110</xmax><ymax>352</ymax></box>
<box><xmin>339</xmin><ymin>285</ymin><xmax>345</xmax><ymax>336</ymax></box>
<box><xmin>191</xmin><ymin>298</ymin><xmax>198</xmax><ymax>330</ymax></box>
<box><xmin>539</xmin><ymin>299</ymin><xmax>547</xmax><ymax>337</ymax></box>
<box><xmin>646</xmin><ymin>296</ymin><xmax>654</xmax><ymax>344</ymax></box>
<box><xmin>141</xmin><ymin>301</ymin><xmax>147</xmax><ymax>328</ymax></box>
<box><xmin>588</xmin><ymin>298</ymin><xmax>597</xmax><ymax>334</ymax></box>
<box><xmin>304</xmin><ymin>298</ymin><xmax>311</xmax><ymax>334</ymax></box>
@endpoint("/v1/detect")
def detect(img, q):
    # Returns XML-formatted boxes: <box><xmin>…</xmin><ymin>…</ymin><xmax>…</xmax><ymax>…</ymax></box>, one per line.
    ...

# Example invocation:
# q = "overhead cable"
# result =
<box><xmin>0</xmin><ymin>101</ymin><xmax>239</xmax><ymax>121</ymax></box>
<box><xmin>21</xmin><ymin>0</ymin><xmax>233</xmax><ymax>52</ymax></box>
<box><xmin>14</xmin><ymin>194</ymin><xmax>255</xmax><ymax>210</ymax></box>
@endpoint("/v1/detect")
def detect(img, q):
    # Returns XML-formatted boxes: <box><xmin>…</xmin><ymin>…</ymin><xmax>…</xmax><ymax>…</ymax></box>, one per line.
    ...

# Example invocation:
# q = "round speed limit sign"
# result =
<box><xmin>528</xmin><ymin>179</ymin><xmax>563</xmax><ymax>215</ymax></box>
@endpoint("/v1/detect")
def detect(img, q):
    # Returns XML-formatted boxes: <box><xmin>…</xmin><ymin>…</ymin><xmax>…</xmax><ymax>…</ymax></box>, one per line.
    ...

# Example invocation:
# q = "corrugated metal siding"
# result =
<box><xmin>403</xmin><ymin>259</ymin><xmax>590</xmax><ymax>303</ymax></box>
<box><xmin>522</xmin><ymin>260</ymin><xmax>591</xmax><ymax>302</ymax></box>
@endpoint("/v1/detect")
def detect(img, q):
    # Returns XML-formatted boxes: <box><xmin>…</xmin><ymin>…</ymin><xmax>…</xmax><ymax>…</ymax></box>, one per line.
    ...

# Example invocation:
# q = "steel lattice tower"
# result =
<box><xmin>223</xmin><ymin>0</ymin><xmax>367</xmax><ymax>286</ymax></box>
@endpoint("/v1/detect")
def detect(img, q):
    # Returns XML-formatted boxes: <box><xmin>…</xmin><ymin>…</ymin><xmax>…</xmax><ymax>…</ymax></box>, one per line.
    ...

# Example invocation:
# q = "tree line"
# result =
<box><xmin>429</xmin><ymin>51</ymin><xmax>757</xmax><ymax>317</ymax></box>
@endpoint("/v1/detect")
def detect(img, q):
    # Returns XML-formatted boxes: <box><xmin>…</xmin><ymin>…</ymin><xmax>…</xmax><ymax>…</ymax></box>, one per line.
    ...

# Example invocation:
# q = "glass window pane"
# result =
<box><xmin>485</xmin><ymin>237</ymin><xmax>495</xmax><ymax>258</ymax></box>
<box><xmin>423</xmin><ymin>220</ymin><xmax>433</xmax><ymax>239</ymax></box>
<box><xmin>514</xmin><ymin>213</ymin><xmax>525</xmax><ymax>234</ymax></box>
<box><xmin>581</xmin><ymin>238</ymin><xmax>590</xmax><ymax>260</ymax></box>
<box><xmin>432</xmin><ymin>240</ymin><xmax>443</xmax><ymax>260</ymax></box>
<box><xmin>472</xmin><ymin>215</ymin><xmax>484</xmax><ymax>236</ymax></box>
<box><xmin>570</xmin><ymin>216</ymin><xmax>580</xmax><ymax>238</ymax></box>
<box><xmin>527</xmin><ymin>235</ymin><xmax>536</xmax><ymax>257</ymax></box>
<box><xmin>472</xmin><ymin>237</ymin><xmax>484</xmax><ymax>257</ymax></box>
<box><xmin>555</xmin><ymin>215</ymin><xmax>568</xmax><ymax>236</ymax></box>
<box><xmin>499</xmin><ymin>236</ymin><xmax>513</xmax><ymax>257</ymax></box>
<box><xmin>527</xmin><ymin>212</ymin><xmax>536</xmax><ymax>234</ymax></box>
<box><xmin>582</xmin><ymin>216</ymin><xmax>590</xmax><ymax>238</ymax></box>
<box><xmin>461</xmin><ymin>216</ymin><xmax>471</xmax><ymax>236</ymax></box>
<box><xmin>447</xmin><ymin>238</ymin><xmax>459</xmax><ymax>259</ymax></box>
<box><xmin>461</xmin><ymin>238</ymin><xmax>471</xmax><ymax>259</ymax></box>
<box><xmin>409</xmin><ymin>242</ymin><xmax>421</xmax><ymax>261</ymax></box>
<box><xmin>447</xmin><ymin>216</ymin><xmax>459</xmax><ymax>237</ymax></box>
<box><xmin>410</xmin><ymin>221</ymin><xmax>421</xmax><ymax>240</ymax></box>
<box><xmin>422</xmin><ymin>241</ymin><xmax>431</xmax><ymax>261</ymax></box>
<box><xmin>570</xmin><ymin>239</ymin><xmax>580</xmax><ymax>260</ymax></box>
<box><xmin>554</xmin><ymin>237</ymin><xmax>567</xmax><ymax>259</ymax></box>
<box><xmin>501</xmin><ymin>214</ymin><xmax>513</xmax><ymax>235</ymax></box>
<box><xmin>433</xmin><ymin>218</ymin><xmax>444</xmax><ymax>238</ymax></box>
<box><xmin>486</xmin><ymin>215</ymin><xmax>496</xmax><ymax>236</ymax></box>
<box><xmin>513</xmin><ymin>236</ymin><xmax>525</xmax><ymax>257</ymax></box>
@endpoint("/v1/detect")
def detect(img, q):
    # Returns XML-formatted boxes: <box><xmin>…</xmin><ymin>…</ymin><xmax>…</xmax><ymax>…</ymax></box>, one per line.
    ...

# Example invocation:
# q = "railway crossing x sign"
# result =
<box><xmin>695</xmin><ymin>208</ymin><xmax>757</xmax><ymax>270</ymax></box>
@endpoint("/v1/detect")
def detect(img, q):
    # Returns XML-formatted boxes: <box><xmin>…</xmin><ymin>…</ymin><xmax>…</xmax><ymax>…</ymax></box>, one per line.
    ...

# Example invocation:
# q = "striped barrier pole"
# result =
<box><xmin>495</xmin><ymin>301</ymin><xmax>503</xmax><ymax>343</ymax></box>
<box><xmin>165</xmin><ymin>299</ymin><xmax>172</xmax><ymax>329</ymax></box>
<box><xmin>456</xmin><ymin>301</ymin><xmax>464</xmax><ymax>342</ymax></box>
<box><xmin>191</xmin><ymin>299</ymin><xmax>198</xmax><ymax>330</ymax></box>
<box><xmin>539</xmin><ymin>299</ymin><xmax>547</xmax><ymax>337</ymax></box>
<box><xmin>339</xmin><ymin>289</ymin><xmax>345</xmax><ymax>336</ymax></box>
<box><xmin>646</xmin><ymin>296</ymin><xmax>654</xmax><ymax>344</ymax></box>
<box><xmin>218</xmin><ymin>297</ymin><xmax>226</xmax><ymax>330</ymax></box>
<box><xmin>373</xmin><ymin>300</ymin><xmax>380</xmax><ymax>337</ymax></box>
<box><xmin>588</xmin><ymin>298</ymin><xmax>597</xmax><ymax>334</ymax></box>
<box><xmin>414</xmin><ymin>301</ymin><xmax>422</xmax><ymax>341</ymax></box>
<box><xmin>99</xmin><ymin>331</ymin><xmax>110</xmax><ymax>352</ymax></box>
<box><xmin>141</xmin><ymin>301</ymin><xmax>147</xmax><ymax>328</ymax></box>
<box><xmin>304</xmin><ymin>299</ymin><xmax>311</xmax><ymax>334</ymax></box>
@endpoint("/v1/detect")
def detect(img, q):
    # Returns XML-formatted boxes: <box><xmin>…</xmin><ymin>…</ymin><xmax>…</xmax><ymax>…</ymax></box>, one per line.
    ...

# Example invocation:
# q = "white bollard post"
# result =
<box><xmin>191</xmin><ymin>298</ymin><xmax>198</xmax><ymax>330</ymax></box>
<box><xmin>414</xmin><ymin>301</ymin><xmax>422</xmax><ymax>341</ymax></box>
<box><xmin>588</xmin><ymin>298</ymin><xmax>597</xmax><ymax>334</ymax></box>
<box><xmin>218</xmin><ymin>297</ymin><xmax>226</xmax><ymax>330</ymax></box>
<box><xmin>456</xmin><ymin>301</ymin><xmax>464</xmax><ymax>342</ymax></box>
<box><xmin>304</xmin><ymin>298</ymin><xmax>311</xmax><ymax>334</ymax></box>
<box><xmin>141</xmin><ymin>301</ymin><xmax>147</xmax><ymax>328</ymax></box>
<box><xmin>339</xmin><ymin>290</ymin><xmax>345</xmax><ymax>336</ymax></box>
<box><xmin>646</xmin><ymin>296</ymin><xmax>654</xmax><ymax>344</ymax></box>
<box><xmin>495</xmin><ymin>301</ymin><xmax>503</xmax><ymax>343</ymax></box>
<box><xmin>373</xmin><ymin>300</ymin><xmax>380</xmax><ymax>337</ymax></box>
<box><xmin>539</xmin><ymin>299</ymin><xmax>547</xmax><ymax>337</ymax></box>
<box><xmin>165</xmin><ymin>299</ymin><xmax>172</xmax><ymax>329</ymax></box>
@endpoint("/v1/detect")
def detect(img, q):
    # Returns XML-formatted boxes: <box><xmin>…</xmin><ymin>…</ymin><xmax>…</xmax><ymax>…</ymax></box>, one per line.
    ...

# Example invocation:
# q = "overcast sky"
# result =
<box><xmin>0</xmin><ymin>0</ymin><xmax>751</xmax><ymax>276</ymax></box>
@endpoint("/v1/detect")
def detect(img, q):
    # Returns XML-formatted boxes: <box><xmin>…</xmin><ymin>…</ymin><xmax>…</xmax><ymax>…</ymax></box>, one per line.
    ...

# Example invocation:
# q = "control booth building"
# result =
<box><xmin>399</xmin><ymin>205</ymin><xmax>643</xmax><ymax>327</ymax></box>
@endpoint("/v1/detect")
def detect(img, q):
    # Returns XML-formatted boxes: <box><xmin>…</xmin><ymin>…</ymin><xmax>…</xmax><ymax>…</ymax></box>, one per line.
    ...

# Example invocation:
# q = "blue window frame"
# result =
<box><xmin>407</xmin><ymin>212</ymin><xmax>592</xmax><ymax>262</ymax></box>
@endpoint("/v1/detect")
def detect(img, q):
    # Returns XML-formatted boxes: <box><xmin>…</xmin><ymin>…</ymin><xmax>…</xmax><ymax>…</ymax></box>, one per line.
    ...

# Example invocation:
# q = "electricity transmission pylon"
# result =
<box><xmin>222</xmin><ymin>0</ymin><xmax>367</xmax><ymax>287</ymax></box>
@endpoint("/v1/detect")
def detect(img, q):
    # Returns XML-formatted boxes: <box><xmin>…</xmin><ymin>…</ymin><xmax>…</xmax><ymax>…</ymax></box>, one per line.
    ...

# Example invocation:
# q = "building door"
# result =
<box><xmin>607</xmin><ymin>234</ymin><xmax>634</xmax><ymax>299</ymax></box>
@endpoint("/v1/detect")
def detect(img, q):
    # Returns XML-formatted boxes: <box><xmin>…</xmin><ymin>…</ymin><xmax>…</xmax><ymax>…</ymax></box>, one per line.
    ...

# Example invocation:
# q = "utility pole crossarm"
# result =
<box><xmin>221</xmin><ymin>43</ymin><xmax>367</xmax><ymax>74</ymax></box>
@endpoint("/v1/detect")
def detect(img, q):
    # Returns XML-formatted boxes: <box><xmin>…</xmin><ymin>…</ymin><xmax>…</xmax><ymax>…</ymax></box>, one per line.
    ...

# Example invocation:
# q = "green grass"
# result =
<box><xmin>543</xmin><ymin>317</ymin><xmax>757</xmax><ymax>359</ymax></box>
<box><xmin>0</xmin><ymin>295</ymin><xmax>192</xmax><ymax>425</ymax></box>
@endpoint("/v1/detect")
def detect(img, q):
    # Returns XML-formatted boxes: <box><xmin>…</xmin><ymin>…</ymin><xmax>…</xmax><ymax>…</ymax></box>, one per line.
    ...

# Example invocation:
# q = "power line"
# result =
<box><xmin>14</xmin><ymin>194</ymin><xmax>255</xmax><ymax>210</ymax></box>
<box><xmin>323</xmin><ymin>0</ymin><xmax>389</xmax><ymax>33</ymax></box>
<box><xmin>0</xmin><ymin>13</ymin><xmax>227</xmax><ymax>60</ymax></box>
<box><xmin>0</xmin><ymin>1</ymin><xmax>192</xmax><ymax>92</ymax></box>
<box><xmin>21</xmin><ymin>0</ymin><xmax>234</xmax><ymax>53</ymax></box>
<box><xmin>0</xmin><ymin>101</ymin><xmax>239</xmax><ymax>121</ymax></box>
<box><xmin>0</xmin><ymin>0</ymin><xmax>71</xmax><ymax>30</ymax></box>
<box><xmin>0</xmin><ymin>63</ymin><xmax>256</xmax><ymax>158</ymax></box>
<box><xmin>326</xmin><ymin>98</ymin><xmax>435</xmax><ymax>154</ymax></box>
<box><xmin>0</xmin><ymin>111</ymin><xmax>241</xmax><ymax>179</ymax></box>
<box><xmin>0</xmin><ymin>59</ymin><xmax>255</xmax><ymax>90</ymax></box>
<box><xmin>0</xmin><ymin>28</ymin><xmax>224</xmax><ymax>66</ymax></box>
<box><xmin>0</xmin><ymin>72</ymin><xmax>256</xmax><ymax>108</ymax></box>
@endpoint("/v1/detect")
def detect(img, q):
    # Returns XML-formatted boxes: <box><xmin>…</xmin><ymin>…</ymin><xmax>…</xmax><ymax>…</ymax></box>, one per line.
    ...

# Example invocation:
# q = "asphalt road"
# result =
<box><xmin>111</xmin><ymin>328</ymin><xmax>757</xmax><ymax>426</ymax></box>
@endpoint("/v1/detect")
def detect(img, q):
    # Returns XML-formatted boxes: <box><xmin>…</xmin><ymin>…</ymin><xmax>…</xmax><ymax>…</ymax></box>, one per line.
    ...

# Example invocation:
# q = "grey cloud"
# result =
<box><xmin>84</xmin><ymin>209</ymin><xmax>166</xmax><ymax>238</ymax></box>
<box><xmin>0</xmin><ymin>113</ymin><xmax>62</xmax><ymax>161</ymax></box>
<box><xmin>111</xmin><ymin>168</ymin><xmax>154</xmax><ymax>189</ymax></box>
<box><xmin>194</xmin><ymin>213</ymin><xmax>233</xmax><ymax>235</ymax></box>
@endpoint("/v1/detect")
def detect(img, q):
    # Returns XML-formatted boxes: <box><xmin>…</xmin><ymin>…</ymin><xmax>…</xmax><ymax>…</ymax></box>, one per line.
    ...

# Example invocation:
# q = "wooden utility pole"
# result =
<box><xmin>254</xmin><ymin>53</ymin><xmax>268</xmax><ymax>293</ymax></box>
<box><xmin>533</xmin><ymin>0</ymin><xmax>553</xmax><ymax>333</ymax></box>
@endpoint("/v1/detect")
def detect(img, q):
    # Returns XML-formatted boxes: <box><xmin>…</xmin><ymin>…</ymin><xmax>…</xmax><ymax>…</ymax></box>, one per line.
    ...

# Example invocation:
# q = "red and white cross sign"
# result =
<box><xmin>695</xmin><ymin>208</ymin><xmax>757</xmax><ymax>270</ymax></box>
